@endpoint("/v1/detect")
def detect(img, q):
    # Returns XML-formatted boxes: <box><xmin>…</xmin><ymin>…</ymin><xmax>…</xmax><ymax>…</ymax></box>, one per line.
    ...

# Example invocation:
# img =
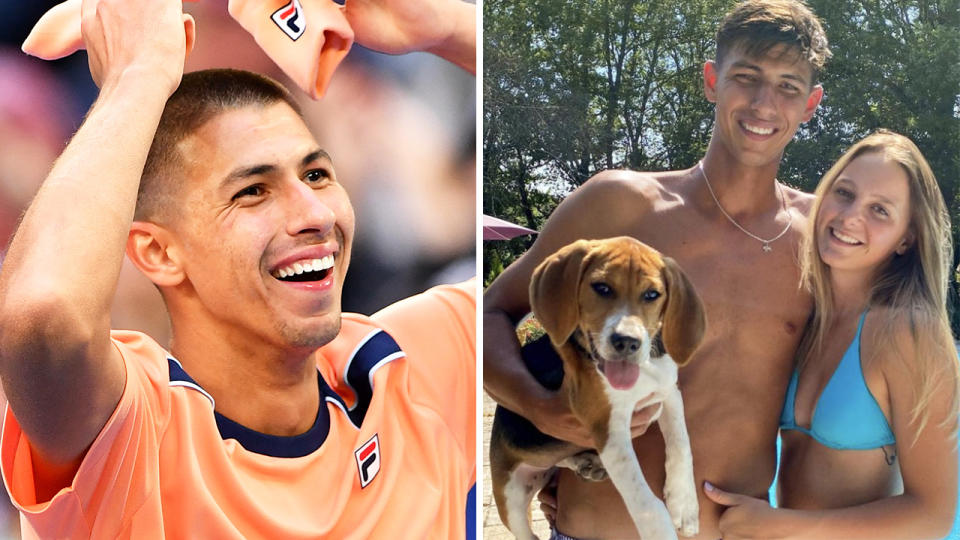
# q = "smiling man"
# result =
<box><xmin>0</xmin><ymin>0</ymin><xmax>475</xmax><ymax>538</ymax></box>
<box><xmin>483</xmin><ymin>1</ymin><xmax>828</xmax><ymax>538</ymax></box>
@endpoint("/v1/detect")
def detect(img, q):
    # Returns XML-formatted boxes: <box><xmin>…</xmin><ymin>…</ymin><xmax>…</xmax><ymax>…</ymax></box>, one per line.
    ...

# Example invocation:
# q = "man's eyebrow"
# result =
<box><xmin>729</xmin><ymin>60</ymin><xmax>762</xmax><ymax>72</ymax></box>
<box><xmin>780</xmin><ymin>72</ymin><xmax>809</xmax><ymax>86</ymax></box>
<box><xmin>226</xmin><ymin>164</ymin><xmax>274</xmax><ymax>181</ymax></box>
<box><xmin>221</xmin><ymin>163</ymin><xmax>276</xmax><ymax>190</ymax></box>
<box><xmin>302</xmin><ymin>149</ymin><xmax>332</xmax><ymax>167</ymax></box>
<box><xmin>220</xmin><ymin>149</ymin><xmax>332</xmax><ymax>190</ymax></box>
<box><xmin>729</xmin><ymin>59</ymin><xmax>810</xmax><ymax>86</ymax></box>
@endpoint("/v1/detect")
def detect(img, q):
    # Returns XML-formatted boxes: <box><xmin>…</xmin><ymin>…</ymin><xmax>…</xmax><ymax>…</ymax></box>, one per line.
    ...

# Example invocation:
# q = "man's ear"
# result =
<box><xmin>126</xmin><ymin>221</ymin><xmax>185</xmax><ymax>287</ymax></box>
<box><xmin>703</xmin><ymin>61</ymin><xmax>719</xmax><ymax>103</ymax></box>
<box><xmin>802</xmin><ymin>84</ymin><xmax>824</xmax><ymax>122</ymax></box>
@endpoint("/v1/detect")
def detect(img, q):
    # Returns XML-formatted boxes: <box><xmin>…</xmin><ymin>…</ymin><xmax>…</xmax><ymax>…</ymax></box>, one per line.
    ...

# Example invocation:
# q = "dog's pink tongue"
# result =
<box><xmin>602</xmin><ymin>360</ymin><xmax>640</xmax><ymax>389</ymax></box>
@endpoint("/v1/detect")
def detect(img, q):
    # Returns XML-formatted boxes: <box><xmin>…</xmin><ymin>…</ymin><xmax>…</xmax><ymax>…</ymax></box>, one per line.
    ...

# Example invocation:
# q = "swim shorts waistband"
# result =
<box><xmin>550</xmin><ymin>529</ymin><xmax>587</xmax><ymax>540</ymax></box>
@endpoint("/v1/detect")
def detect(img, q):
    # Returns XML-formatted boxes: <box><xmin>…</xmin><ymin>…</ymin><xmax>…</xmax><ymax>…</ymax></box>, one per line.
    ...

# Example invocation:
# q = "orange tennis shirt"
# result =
<box><xmin>1</xmin><ymin>280</ymin><xmax>476</xmax><ymax>539</ymax></box>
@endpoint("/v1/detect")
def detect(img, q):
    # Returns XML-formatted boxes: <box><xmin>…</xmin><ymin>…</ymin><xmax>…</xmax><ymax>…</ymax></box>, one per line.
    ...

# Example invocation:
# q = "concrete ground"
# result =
<box><xmin>482</xmin><ymin>392</ymin><xmax>552</xmax><ymax>540</ymax></box>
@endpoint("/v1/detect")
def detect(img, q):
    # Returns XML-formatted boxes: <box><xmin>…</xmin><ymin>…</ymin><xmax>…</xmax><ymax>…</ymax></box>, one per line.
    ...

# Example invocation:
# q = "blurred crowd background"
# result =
<box><xmin>0</xmin><ymin>2</ymin><xmax>476</xmax><ymax>536</ymax></box>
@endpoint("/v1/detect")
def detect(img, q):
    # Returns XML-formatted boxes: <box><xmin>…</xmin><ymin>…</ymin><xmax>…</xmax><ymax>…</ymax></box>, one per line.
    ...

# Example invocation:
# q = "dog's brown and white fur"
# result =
<box><xmin>490</xmin><ymin>237</ymin><xmax>706</xmax><ymax>540</ymax></box>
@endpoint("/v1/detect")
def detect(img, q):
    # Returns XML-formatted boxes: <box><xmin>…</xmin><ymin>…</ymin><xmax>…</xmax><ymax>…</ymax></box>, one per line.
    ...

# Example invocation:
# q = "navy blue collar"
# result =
<box><xmin>167</xmin><ymin>357</ymin><xmax>346</xmax><ymax>458</ymax></box>
<box><xmin>164</xmin><ymin>328</ymin><xmax>404</xmax><ymax>458</ymax></box>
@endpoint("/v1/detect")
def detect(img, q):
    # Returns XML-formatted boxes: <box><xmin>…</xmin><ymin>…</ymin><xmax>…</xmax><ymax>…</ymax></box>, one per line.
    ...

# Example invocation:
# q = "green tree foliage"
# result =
<box><xmin>483</xmin><ymin>0</ymin><xmax>960</xmax><ymax>332</ymax></box>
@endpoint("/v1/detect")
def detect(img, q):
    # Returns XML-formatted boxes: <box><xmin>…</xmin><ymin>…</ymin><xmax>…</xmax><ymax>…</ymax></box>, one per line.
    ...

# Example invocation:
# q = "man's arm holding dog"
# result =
<box><xmin>484</xmin><ymin>171</ymin><xmax>661</xmax><ymax>448</ymax></box>
<box><xmin>0</xmin><ymin>0</ymin><xmax>186</xmax><ymax>497</ymax></box>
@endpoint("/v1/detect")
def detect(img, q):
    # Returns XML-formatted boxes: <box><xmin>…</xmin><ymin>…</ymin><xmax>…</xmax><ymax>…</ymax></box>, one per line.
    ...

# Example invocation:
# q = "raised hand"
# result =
<box><xmin>80</xmin><ymin>0</ymin><xmax>193</xmax><ymax>93</ymax></box>
<box><xmin>342</xmin><ymin>0</ymin><xmax>475</xmax><ymax>73</ymax></box>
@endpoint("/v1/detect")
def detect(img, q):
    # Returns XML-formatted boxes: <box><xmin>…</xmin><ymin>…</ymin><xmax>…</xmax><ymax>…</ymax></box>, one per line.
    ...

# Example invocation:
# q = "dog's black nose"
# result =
<box><xmin>610</xmin><ymin>333</ymin><xmax>640</xmax><ymax>354</ymax></box>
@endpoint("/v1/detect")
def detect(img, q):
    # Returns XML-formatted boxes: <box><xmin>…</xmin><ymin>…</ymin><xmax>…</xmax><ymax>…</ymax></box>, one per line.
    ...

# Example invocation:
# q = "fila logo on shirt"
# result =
<box><xmin>355</xmin><ymin>434</ymin><xmax>381</xmax><ymax>488</ymax></box>
<box><xmin>271</xmin><ymin>0</ymin><xmax>306</xmax><ymax>41</ymax></box>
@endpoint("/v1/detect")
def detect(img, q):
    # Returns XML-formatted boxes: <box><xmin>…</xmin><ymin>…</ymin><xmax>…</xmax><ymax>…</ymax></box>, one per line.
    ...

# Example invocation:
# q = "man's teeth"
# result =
<box><xmin>274</xmin><ymin>255</ymin><xmax>335</xmax><ymax>279</ymax></box>
<box><xmin>832</xmin><ymin>228</ymin><xmax>861</xmax><ymax>245</ymax></box>
<box><xmin>742</xmin><ymin>122</ymin><xmax>774</xmax><ymax>135</ymax></box>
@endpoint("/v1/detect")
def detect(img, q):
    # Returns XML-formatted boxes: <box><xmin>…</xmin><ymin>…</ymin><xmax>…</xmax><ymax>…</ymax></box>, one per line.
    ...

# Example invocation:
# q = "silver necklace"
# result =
<box><xmin>698</xmin><ymin>161</ymin><xmax>792</xmax><ymax>253</ymax></box>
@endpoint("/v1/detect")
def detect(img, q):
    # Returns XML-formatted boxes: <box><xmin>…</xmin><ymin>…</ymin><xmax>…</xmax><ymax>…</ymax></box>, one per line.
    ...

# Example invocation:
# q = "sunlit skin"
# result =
<box><xmin>547</xmin><ymin>51</ymin><xmax>824</xmax><ymax>540</ymax></box>
<box><xmin>816</xmin><ymin>152</ymin><xmax>912</xmax><ymax>289</ymax></box>
<box><xmin>485</xmin><ymin>47</ymin><xmax>825</xmax><ymax>539</ymax></box>
<box><xmin>778</xmin><ymin>153</ymin><xmax>913</xmax><ymax>512</ymax></box>
<box><xmin>129</xmin><ymin>102</ymin><xmax>355</xmax><ymax>437</ymax></box>
<box><xmin>704</xmin><ymin>45</ymin><xmax>823</xmax><ymax>172</ymax></box>
<box><xmin>780</xmin><ymin>153</ymin><xmax>911</xmax><ymax>508</ymax></box>
<box><xmin>701</xmin><ymin>149</ymin><xmax>956</xmax><ymax>538</ymax></box>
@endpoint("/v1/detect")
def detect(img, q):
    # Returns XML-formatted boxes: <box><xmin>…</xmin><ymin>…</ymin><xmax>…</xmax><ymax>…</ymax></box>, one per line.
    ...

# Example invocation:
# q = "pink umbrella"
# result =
<box><xmin>483</xmin><ymin>214</ymin><xmax>538</xmax><ymax>240</ymax></box>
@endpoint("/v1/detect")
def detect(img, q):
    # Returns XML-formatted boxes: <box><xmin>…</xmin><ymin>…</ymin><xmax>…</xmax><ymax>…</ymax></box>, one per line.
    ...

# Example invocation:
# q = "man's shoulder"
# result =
<box><xmin>109</xmin><ymin>329</ymin><xmax>172</xmax><ymax>375</ymax></box>
<box><xmin>782</xmin><ymin>184</ymin><xmax>815</xmax><ymax>215</ymax></box>
<box><xmin>557</xmin><ymin>168</ymin><xmax>690</xmax><ymax>227</ymax></box>
<box><xmin>508</xmin><ymin>168</ymin><xmax>693</xmax><ymax>274</ymax></box>
<box><xmin>110</xmin><ymin>329</ymin><xmax>165</xmax><ymax>349</ymax></box>
<box><xmin>581</xmin><ymin>168</ymin><xmax>682</xmax><ymax>200</ymax></box>
<box><xmin>372</xmin><ymin>280</ymin><xmax>475</xmax><ymax>328</ymax></box>
<box><xmin>325</xmin><ymin>280</ymin><xmax>475</xmax><ymax>359</ymax></box>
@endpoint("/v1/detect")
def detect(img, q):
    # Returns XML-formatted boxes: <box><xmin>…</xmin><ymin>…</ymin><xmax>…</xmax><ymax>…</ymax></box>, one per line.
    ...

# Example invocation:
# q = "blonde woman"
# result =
<box><xmin>705</xmin><ymin>130</ymin><xmax>959</xmax><ymax>539</ymax></box>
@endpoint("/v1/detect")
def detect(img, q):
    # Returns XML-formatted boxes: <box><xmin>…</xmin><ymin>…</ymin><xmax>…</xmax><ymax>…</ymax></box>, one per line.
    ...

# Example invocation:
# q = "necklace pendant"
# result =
<box><xmin>762</xmin><ymin>243</ymin><xmax>772</xmax><ymax>253</ymax></box>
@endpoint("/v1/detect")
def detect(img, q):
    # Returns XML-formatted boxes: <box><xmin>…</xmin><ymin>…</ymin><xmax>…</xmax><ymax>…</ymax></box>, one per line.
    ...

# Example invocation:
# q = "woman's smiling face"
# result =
<box><xmin>816</xmin><ymin>151</ymin><xmax>912</xmax><ymax>279</ymax></box>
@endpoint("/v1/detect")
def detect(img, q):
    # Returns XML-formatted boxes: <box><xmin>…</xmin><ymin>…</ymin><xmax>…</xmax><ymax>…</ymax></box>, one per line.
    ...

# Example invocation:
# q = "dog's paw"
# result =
<box><xmin>664</xmin><ymin>484</ymin><xmax>699</xmax><ymax>537</ymax></box>
<box><xmin>675</xmin><ymin>515</ymin><xmax>699</xmax><ymax>538</ymax></box>
<box><xmin>559</xmin><ymin>451</ymin><xmax>608</xmax><ymax>481</ymax></box>
<box><xmin>571</xmin><ymin>451</ymin><xmax>608</xmax><ymax>482</ymax></box>
<box><xmin>577</xmin><ymin>462</ymin><xmax>608</xmax><ymax>482</ymax></box>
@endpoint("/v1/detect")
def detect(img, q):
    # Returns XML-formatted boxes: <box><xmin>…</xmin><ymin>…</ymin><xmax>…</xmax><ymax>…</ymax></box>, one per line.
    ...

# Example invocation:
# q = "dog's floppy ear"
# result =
<box><xmin>529</xmin><ymin>240</ymin><xmax>595</xmax><ymax>347</ymax></box>
<box><xmin>660</xmin><ymin>256</ymin><xmax>706</xmax><ymax>366</ymax></box>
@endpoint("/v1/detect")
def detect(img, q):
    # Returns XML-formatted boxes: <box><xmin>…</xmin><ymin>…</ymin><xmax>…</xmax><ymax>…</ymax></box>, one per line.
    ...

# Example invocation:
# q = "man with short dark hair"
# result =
<box><xmin>483</xmin><ymin>1</ymin><xmax>828</xmax><ymax>538</ymax></box>
<box><xmin>0</xmin><ymin>0</ymin><xmax>476</xmax><ymax>538</ymax></box>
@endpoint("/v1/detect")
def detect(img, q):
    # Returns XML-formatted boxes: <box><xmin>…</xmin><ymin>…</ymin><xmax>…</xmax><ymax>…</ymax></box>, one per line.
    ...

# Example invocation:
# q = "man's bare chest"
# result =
<box><xmin>623</xmin><ymin>214</ymin><xmax>812</xmax><ymax>347</ymax></box>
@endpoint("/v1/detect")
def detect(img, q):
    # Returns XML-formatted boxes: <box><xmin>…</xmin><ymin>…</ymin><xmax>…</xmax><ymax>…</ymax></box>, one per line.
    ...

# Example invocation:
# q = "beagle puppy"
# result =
<box><xmin>490</xmin><ymin>237</ymin><xmax>705</xmax><ymax>540</ymax></box>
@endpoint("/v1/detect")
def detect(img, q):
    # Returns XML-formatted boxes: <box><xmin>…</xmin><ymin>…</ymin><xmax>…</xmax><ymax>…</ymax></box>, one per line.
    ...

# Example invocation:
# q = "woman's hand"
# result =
<box><xmin>704</xmin><ymin>481</ymin><xmax>791</xmax><ymax>540</ymax></box>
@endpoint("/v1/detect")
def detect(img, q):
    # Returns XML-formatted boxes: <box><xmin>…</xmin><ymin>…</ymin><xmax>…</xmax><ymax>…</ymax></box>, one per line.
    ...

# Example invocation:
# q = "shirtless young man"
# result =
<box><xmin>483</xmin><ymin>1</ymin><xmax>829</xmax><ymax>538</ymax></box>
<box><xmin>0</xmin><ymin>0</ymin><xmax>476</xmax><ymax>538</ymax></box>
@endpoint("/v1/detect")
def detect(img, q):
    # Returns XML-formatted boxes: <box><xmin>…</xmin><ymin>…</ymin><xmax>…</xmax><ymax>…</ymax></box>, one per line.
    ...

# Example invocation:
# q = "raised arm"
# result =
<box><xmin>0</xmin><ymin>0</ymin><xmax>187</xmax><ymax>496</ymax></box>
<box><xmin>705</xmin><ymin>319</ymin><xmax>958</xmax><ymax>540</ymax></box>
<box><xmin>343</xmin><ymin>0</ymin><xmax>476</xmax><ymax>74</ymax></box>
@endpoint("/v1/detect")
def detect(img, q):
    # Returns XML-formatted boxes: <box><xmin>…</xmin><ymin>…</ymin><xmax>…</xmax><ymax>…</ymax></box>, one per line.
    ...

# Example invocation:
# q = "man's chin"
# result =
<box><xmin>276</xmin><ymin>313</ymin><xmax>343</xmax><ymax>351</ymax></box>
<box><xmin>732</xmin><ymin>145</ymin><xmax>787</xmax><ymax>168</ymax></box>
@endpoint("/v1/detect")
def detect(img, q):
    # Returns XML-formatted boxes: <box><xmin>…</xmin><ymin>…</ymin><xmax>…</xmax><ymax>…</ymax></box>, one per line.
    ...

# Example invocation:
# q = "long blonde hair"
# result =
<box><xmin>798</xmin><ymin>129</ymin><xmax>959</xmax><ymax>441</ymax></box>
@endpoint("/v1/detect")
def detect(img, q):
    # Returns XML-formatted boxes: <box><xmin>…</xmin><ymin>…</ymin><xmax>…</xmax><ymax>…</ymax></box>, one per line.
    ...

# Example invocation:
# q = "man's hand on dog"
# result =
<box><xmin>537</xmin><ymin>473</ymin><xmax>560</xmax><ymax>527</ymax></box>
<box><xmin>530</xmin><ymin>392</ymin><xmax>662</xmax><ymax>448</ymax></box>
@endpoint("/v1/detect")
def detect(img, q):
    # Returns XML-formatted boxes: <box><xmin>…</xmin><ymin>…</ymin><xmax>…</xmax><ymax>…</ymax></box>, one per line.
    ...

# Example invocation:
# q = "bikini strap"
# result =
<box><xmin>856</xmin><ymin>309</ymin><xmax>868</xmax><ymax>336</ymax></box>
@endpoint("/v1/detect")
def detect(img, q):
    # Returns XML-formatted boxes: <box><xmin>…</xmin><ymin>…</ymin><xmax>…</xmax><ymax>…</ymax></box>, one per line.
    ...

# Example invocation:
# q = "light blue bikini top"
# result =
<box><xmin>779</xmin><ymin>311</ymin><xmax>896</xmax><ymax>450</ymax></box>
